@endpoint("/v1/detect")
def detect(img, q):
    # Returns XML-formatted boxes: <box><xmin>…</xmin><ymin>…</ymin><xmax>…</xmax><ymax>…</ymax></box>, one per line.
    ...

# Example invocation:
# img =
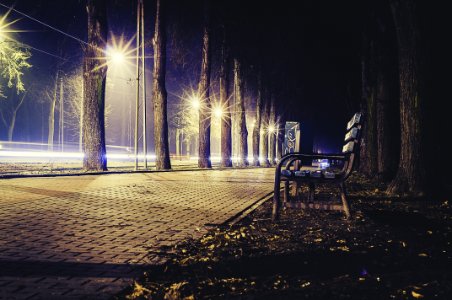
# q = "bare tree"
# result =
<box><xmin>82</xmin><ymin>0</ymin><xmax>108</xmax><ymax>171</ymax></box>
<box><xmin>387</xmin><ymin>0</ymin><xmax>426</xmax><ymax>195</ymax></box>
<box><xmin>0</xmin><ymin>89</ymin><xmax>28</xmax><ymax>141</ymax></box>
<box><xmin>152</xmin><ymin>0</ymin><xmax>171</xmax><ymax>170</ymax></box>
<box><xmin>219</xmin><ymin>26</ymin><xmax>232</xmax><ymax>167</ymax></box>
<box><xmin>233</xmin><ymin>58</ymin><xmax>248</xmax><ymax>166</ymax></box>
<box><xmin>252</xmin><ymin>72</ymin><xmax>263</xmax><ymax>166</ymax></box>
<box><xmin>260</xmin><ymin>87</ymin><xmax>270</xmax><ymax>167</ymax></box>
<box><xmin>46</xmin><ymin>71</ymin><xmax>59</xmax><ymax>150</ymax></box>
<box><xmin>198</xmin><ymin>0</ymin><xmax>212</xmax><ymax>168</ymax></box>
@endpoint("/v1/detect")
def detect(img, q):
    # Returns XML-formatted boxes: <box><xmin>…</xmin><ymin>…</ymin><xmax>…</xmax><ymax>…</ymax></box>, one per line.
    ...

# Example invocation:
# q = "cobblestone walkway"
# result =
<box><xmin>0</xmin><ymin>168</ymin><xmax>274</xmax><ymax>299</ymax></box>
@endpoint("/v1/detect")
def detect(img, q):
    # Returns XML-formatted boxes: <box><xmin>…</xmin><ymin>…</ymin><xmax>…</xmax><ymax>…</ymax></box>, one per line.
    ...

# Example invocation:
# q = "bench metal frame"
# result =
<box><xmin>272</xmin><ymin>113</ymin><xmax>362</xmax><ymax>221</ymax></box>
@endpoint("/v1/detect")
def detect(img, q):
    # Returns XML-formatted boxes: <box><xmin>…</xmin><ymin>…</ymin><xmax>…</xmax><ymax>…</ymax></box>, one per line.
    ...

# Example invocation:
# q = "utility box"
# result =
<box><xmin>284</xmin><ymin>121</ymin><xmax>301</xmax><ymax>154</ymax></box>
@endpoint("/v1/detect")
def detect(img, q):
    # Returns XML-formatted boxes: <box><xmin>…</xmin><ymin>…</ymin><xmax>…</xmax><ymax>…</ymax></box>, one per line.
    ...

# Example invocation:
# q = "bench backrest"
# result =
<box><xmin>341</xmin><ymin>112</ymin><xmax>362</xmax><ymax>178</ymax></box>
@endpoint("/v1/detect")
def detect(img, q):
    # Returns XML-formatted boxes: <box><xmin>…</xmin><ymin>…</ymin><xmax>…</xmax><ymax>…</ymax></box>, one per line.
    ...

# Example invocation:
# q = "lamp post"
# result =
<box><xmin>134</xmin><ymin>0</ymin><xmax>147</xmax><ymax>171</ymax></box>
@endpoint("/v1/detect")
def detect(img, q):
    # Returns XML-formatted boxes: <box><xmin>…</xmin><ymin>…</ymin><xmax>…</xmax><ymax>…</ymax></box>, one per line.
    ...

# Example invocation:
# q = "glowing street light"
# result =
<box><xmin>214</xmin><ymin>107</ymin><xmax>223</xmax><ymax>118</ymax></box>
<box><xmin>107</xmin><ymin>48</ymin><xmax>126</xmax><ymax>65</ymax></box>
<box><xmin>190</xmin><ymin>96</ymin><xmax>201</xmax><ymax>110</ymax></box>
<box><xmin>268</xmin><ymin>124</ymin><xmax>275</xmax><ymax>134</ymax></box>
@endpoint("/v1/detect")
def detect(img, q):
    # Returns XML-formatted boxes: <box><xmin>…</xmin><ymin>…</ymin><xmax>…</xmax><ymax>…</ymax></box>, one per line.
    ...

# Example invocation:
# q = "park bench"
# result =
<box><xmin>272</xmin><ymin>112</ymin><xmax>363</xmax><ymax>221</ymax></box>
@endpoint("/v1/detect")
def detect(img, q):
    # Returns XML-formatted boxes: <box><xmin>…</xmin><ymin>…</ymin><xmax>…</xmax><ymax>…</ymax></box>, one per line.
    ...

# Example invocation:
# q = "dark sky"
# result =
<box><xmin>0</xmin><ymin>0</ymin><xmax>445</xmax><ymax>153</ymax></box>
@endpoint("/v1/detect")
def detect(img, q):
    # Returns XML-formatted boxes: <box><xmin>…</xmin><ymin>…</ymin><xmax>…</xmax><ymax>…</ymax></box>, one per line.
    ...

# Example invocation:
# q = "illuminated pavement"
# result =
<box><xmin>0</xmin><ymin>168</ymin><xmax>274</xmax><ymax>299</ymax></box>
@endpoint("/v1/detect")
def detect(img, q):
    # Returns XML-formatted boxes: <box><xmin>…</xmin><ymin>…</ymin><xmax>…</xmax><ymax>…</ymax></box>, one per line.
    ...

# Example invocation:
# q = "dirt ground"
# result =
<box><xmin>117</xmin><ymin>173</ymin><xmax>452</xmax><ymax>300</ymax></box>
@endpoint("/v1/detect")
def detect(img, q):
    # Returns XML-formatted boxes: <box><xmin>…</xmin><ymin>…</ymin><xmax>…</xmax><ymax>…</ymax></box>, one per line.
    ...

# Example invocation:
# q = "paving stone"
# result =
<box><xmin>0</xmin><ymin>168</ymin><xmax>273</xmax><ymax>299</ymax></box>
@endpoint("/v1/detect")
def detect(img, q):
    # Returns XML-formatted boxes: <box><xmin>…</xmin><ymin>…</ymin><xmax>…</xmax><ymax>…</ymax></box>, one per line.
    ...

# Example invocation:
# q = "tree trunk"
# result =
<box><xmin>359</xmin><ymin>34</ymin><xmax>378</xmax><ymax>176</ymax></box>
<box><xmin>252</xmin><ymin>72</ymin><xmax>263</xmax><ymax>166</ymax></box>
<box><xmin>48</xmin><ymin>71</ymin><xmax>59</xmax><ymax>150</ymax></box>
<box><xmin>375</xmin><ymin>4</ymin><xmax>400</xmax><ymax>181</ymax></box>
<box><xmin>82</xmin><ymin>0</ymin><xmax>108</xmax><ymax>171</ymax></box>
<box><xmin>7</xmin><ymin>92</ymin><xmax>27</xmax><ymax>142</ymax></box>
<box><xmin>260</xmin><ymin>91</ymin><xmax>270</xmax><ymax>167</ymax></box>
<box><xmin>152</xmin><ymin>0</ymin><xmax>171</xmax><ymax>170</ymax></box>
<box><xmin>268</xmin><ymin>97</ymin><xmax>276</xmax><ymax>165</ymax></box>
<box><xmin>387</xmin><ymin>0</ymin><xmax>426</xmax><ymax>195</ymax></box>
<box><xmin>175</xmin><ymin>127</ymin><xmax>181</xmax><ymax>159</ymax></box>
<box><xmin>233</xmin><ymin>58</ymin><xmax>248</xmax><ymax>167</ymax></box>
<box><xmin>276</xmin><ymin>112</ymin><xmax>285</xmax><ymax>160</ymax></box>
<box><xmin>198</xmin><ymin>0</ymin><xmax>212</xmax><ymax>168</ymax></box>
<box><xmin>219</xmin><ymin>27</ymin><xmax>232</xmax><ymax>167</ymax></box>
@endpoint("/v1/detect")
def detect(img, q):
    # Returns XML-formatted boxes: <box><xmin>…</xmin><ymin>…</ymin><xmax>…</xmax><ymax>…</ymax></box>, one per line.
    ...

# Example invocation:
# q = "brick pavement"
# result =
<box><xmin>0</xmin><ymin>168</ymin><xmax>274</xmax><ymax>299</ymax></box>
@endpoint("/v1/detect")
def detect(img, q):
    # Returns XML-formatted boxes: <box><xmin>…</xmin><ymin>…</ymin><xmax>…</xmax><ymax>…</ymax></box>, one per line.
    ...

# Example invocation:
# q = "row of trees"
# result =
<box><xmin>83</xmin><ymin>0</ymin><xmax>284</xmax><ymax>171</ymax></box>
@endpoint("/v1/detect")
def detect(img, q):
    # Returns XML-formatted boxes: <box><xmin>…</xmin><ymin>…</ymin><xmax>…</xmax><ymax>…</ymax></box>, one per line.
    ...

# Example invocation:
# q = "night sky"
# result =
<box><xmin>0</xmin><ymin>0</ymin><xmax>447</xmax><ymax>154</ymax></box>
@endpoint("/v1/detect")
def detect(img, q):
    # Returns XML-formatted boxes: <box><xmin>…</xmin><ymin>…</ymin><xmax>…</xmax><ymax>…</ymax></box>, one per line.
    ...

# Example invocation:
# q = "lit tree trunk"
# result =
<box><xmin>175</xmin><ymin>127</ymin><xmax>181</xmax><ymax>159</ymax></box>
<box><xmin>220</xmin><ymin>28</ymin><xmax>232</xmax><ymax>167</ymax></box>
<box><xmin>48</xmin><ymin>71</ymin><xmax>59</xmax><ymax>150</ymax></box>
<box><xmin>260</xmin><ymin>91</ymin><xmax>270</xmax><ymax>167</ymax></box>
<box><xmin>82</xmin><ymin>0</ymin><xmax>108</xmax><ymax>171</ymax></box>
<box><xmin>387</xmin><ymin>0</ymin><xmax>426</xmax><ymax>195</ymax></box>
<box><xmin>152</xmin><ymin>0</ymin><xmax>171</xmax><ymax>170</ymax></box>
<box><xmin>79</xmin><ymin>79</ymin><xmax>84</xmax><ymax>152</ymax></box>
<box><xmin>198</xmin><ymin>1</ymin><xmax>212</xmax><ymax>168</ymax></box>
<box><xmin>234</xmin><ymin>58</ymin><xmax>248</xmax><ymax>167</ymax></box>
<box><xmin>7</xmin><ymin>92</ymin><xmax>27</xmax><ymax>142</ymax></box>
<box><xmin>276</xmin><ymin>112</ymin><xmax>285</xmax><ymax>160</ymax></box>
<box><xmin>252</xmin><ymin>72</ymin><xmax>263</xmax><ymax>166</ymax></box>
<box><xmin>268</xmin><ymin>97</ymin><xmax>276</xmax><ymax>165</ymax></box>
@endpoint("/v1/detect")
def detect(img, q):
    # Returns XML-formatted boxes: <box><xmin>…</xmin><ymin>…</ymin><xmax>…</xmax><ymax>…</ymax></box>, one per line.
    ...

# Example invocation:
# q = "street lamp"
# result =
<box><xmin>107</xmin><ymin>47</ymin><xmax>126</xmax><ymax>65</ymax></box>
<box><xmin>268</xmin><ymin>124</ymin><xmax>275</xmax><ymax>134</ymax></box>
<box><xmin>190</xmin><ymin>95</ymin><xmax>201</xmax><ymax>110</ymax></box>
<box><xmin>214</xmin><ymin>107</ymin><xmax>223</xmax><ymax>118</ymax></box>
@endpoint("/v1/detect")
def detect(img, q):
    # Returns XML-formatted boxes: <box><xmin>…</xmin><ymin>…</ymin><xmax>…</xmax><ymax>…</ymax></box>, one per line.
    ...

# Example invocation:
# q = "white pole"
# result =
<box><xmin>141</xmin><ymin>0</ymin><xmax>147</xmax><ymax>169</ymax></box>
<box><xmin>134</xmin><ymin>0</ymin><xmax>140</xmax><ymax>171</ymax></box>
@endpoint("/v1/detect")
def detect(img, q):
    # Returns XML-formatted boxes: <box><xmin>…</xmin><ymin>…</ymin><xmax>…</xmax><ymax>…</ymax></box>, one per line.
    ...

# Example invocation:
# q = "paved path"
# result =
<box><xmin>0</xmin><ymin>168</ymin><xmax>274</xmax><ymax>299</ymax></box>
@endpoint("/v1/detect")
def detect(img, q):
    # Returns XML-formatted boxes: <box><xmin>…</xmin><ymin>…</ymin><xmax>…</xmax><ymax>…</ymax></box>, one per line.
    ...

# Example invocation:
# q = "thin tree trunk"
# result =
<box><xmin>82</xmin><ymin>0</ymin><xmax>108</xmax><ymax>171</ymax></box>
<box><xmin>220</xmin><ymin>27</ymin><xmax>232</xmax><ymax>167</ymax></box>
<box><xmin>276</xmin><ymin>112</ymin><xmax>285</xmax><ymax>160</ymax></box>
<box><xmin>48</xmin><ymin>71</ymin><xmax>59</xmax><ymax>150</ymax></box>
<box><xmin>175</xmin><ymin>127</ymin><xmax>181</xmax><ymax>158</ymax></box>
<box><xmin>387</xmin><ymin>0</ymin><xmax>426</xmax><ymax>195</ymax></box>
<box><xmin>7</xmin><ymin>92</ymin><xmax>27</xmax><ymax>142</ymax></box>
<box><xmin>260</xmin><ymin>90</ymin><xmax>270</xmax><ymax>167</ymax></box>
<box><xmin>233</xmin><ymin>58</ymin><xmax>248</xmax><ymax>167</ymax></box>
<box><xmin>198</xmin><ymin>1</ymin><xmax>212</xmax><ymax>168</ymax></box>
<box><xmin>152</xmin><ymin>0</ymin><xmax>171</xmax><ymax>170</ymax></box>
<box><xmin>268</xmin><ymin>97</ymin><xmax>276</xmax><ymax>165</ymax></box>
<box><xmin>252</xmin><ymin>72</ymin><xmax>263</xmax><ymax>166</ymax></box>
<box><xmin>79</xmin><ymin>79</ymin><xmax>84</xmax><ymax>152</ymax></box>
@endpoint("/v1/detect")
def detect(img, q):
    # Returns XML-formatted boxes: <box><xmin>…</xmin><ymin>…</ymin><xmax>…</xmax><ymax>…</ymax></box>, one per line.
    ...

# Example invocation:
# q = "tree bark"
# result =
<box><xmin>219</xmin><ymin>27</ymin><xmax>232</xmax><ymax>167</ymax></box>
<box><xmin>47</xmin><ymin>71</ymin><xmax>59</xmax><ymax>150</ymax></box>
<box><xmin>252</xmin><ymin>72</ymin><xmax>263</xmax><ymax>166</ymax></box>
<box><xmin>7</xmin><ymin>92</ymin><xmax>27</xmax><ymax>142</ymax></box>
<box><xmin>387</xmin><ymin>0</ymin><xmax>426</xmax><ymax>195</ymax></box>
<box><xmin>152</xmin><ymin>0</ymin><xmax>171</xmax><ymax>170</ymax></box>
<box><xmin>260</xmin><ymin>90</ymin><xmax>270</xmax><ymax>167</ymax></box>
<box><xmin>268</xmin><ymin>96</ymin><xmax>276</xmax><ymax>165</ymax></box>
<box><xmin>233</xmin><ymin>58</ymin><xmax>248</xmax><ymax>167</ymax></box>
<box><xmin>82</xmin><ymin>0</ymin><xmax>108</xmax><ymax>171</ymax></box>
<box><xmin>359</xmin><ymin>34</ymin><xmax>378</xmax><ymax>177</ymax></box>
<box><xmin>198</xmin><ymin>0</ymin><xmax>212</xmax><ymax>168</ymax></box>
<box><xmin>375</xmin><ymin>11</ymin><xmax>399</xmax><ymax>181</ymax></box>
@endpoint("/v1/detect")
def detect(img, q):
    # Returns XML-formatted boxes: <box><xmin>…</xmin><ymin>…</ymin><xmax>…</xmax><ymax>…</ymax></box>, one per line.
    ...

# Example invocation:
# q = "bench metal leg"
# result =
<box><xmin>284</xmin><ymin>181</ymin><xmax>290</xmax><ymax>202</ymax></box>
<box><xmin>340</xmin><ymin>182</ymin><xmax>351</xmax><ymax>219</ymax></box>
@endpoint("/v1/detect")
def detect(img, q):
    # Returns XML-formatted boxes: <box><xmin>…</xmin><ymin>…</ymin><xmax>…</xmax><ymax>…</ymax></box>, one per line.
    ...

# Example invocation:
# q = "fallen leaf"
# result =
<box><xmin>411</xmin><ymin>291</ymin><xmax>424</xmax><ymax>298</ymax></box>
